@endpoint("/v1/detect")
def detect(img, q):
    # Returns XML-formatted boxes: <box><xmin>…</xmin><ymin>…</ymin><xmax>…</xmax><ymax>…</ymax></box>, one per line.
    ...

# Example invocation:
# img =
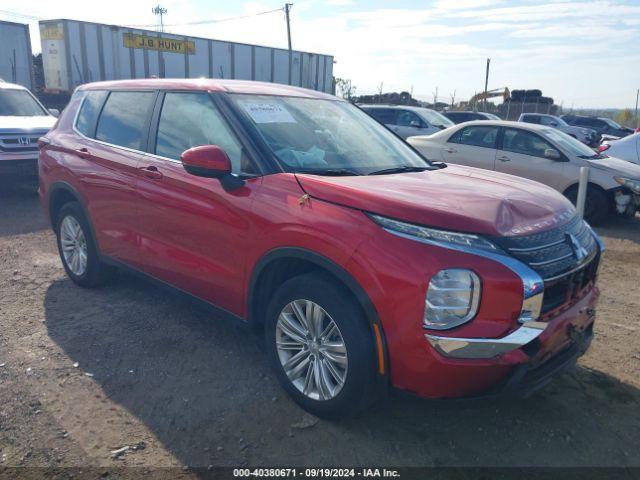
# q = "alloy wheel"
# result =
<box><xmin>60</xmin><ymin>215</ymin><xmax>88</xmax><ymax>276</ymax></box>
<box><xmin>275</xmin><ymin>299</ymin><xmax>348</xmax><ymax>401</ymax></box>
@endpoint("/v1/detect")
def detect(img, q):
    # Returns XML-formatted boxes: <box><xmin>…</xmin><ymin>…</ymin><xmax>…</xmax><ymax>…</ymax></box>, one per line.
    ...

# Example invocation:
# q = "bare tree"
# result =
<box><xmin>334</xmin><ymin>78</ymin><xmax>357</xmax><ymax>102</ymax></box>
<box><xmin>449</xmin><ymin>90</ymin><xmax>456</xmax><ymax>109</ymax></box>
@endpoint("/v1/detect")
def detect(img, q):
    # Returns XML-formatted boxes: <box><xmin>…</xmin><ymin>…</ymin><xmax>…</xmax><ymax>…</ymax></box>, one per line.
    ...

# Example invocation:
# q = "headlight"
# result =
<box><xmin>425</xmin><ymin>269</ymin><xmax>481</xmax><ymax>329</ymax></box>
<box><xmin>367</xmin><ymin>214</ymin><xmax>500</xmax><ymax>253</ymax></box>
<box><xmin>614</xmin><ymin>177</ymin><xmax>640</xmax><ymax>194</ymax></box>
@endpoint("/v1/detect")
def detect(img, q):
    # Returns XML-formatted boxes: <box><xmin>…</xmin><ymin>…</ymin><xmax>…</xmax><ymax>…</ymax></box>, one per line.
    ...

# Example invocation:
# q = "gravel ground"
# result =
<box><xmin>0</xmin><ymin>180</ymin><xmax>639</xmax><ymax>475</ymax></box>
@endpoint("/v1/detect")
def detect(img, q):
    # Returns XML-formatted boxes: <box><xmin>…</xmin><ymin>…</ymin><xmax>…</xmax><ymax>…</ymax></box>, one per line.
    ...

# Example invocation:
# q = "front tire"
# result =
<box><xmin>55</xmin><ymin>202</ymin><xmax>112</xmax><ymax>287</ymax></box>
<box><xmin>264</xmin><ymin>272</ymin><xmax>378</xmax><ymax>419</ymax></box>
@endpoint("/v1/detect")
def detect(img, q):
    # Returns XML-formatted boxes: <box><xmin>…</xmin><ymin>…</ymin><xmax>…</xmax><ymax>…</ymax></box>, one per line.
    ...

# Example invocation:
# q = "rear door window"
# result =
<box><xmin>95</xmin><ymin>91</ymin><xmax>155</xmax><ymax>150</ymax></box>
<box><xmin>75</xmin><ymin>90</ymin><xmax>108</xmax><ymax>137</ymax></box>
<box><xmin>448</xmin><ymin>125</ymin><xmax>499</xmax><ymax>148</ymax></box>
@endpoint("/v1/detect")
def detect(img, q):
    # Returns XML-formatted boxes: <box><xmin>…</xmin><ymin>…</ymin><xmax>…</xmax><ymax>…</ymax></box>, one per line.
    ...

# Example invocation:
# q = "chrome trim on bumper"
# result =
<box><xmin>425</xmin><ymin>321</ymin><xmax>547</xmax><ymax>359</ymax></box>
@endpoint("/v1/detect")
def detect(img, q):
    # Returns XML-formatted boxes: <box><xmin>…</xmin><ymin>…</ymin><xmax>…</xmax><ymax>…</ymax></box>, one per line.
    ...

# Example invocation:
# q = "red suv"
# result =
<box><xmin>39</xmin><ymin>79</ymin><xmax>603</xmax><ymax>418</ymax></box>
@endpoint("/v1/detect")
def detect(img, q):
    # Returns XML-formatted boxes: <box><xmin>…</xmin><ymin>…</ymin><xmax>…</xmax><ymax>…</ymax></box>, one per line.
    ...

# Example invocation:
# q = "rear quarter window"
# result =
<box><xmin>75</xmin><ymin>90</ymin><xmax>108</xmax><ymax>137</ymax></box>
<box><xmin>95</xmin><ymin>91</ymin><xmax>155</xmax><ymax>150</ymax></box>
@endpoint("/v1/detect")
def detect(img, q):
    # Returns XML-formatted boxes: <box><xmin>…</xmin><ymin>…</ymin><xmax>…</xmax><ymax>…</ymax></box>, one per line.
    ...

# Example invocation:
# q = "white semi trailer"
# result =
<box><xmin>0</xmin><ymin>20</ymin><xmax>34</xmax><ymax>90</ymax></box>
<box><xmin>39</xmin><ymin>19</ymin><xmax>334</xmax><ymax>94</ymax></box>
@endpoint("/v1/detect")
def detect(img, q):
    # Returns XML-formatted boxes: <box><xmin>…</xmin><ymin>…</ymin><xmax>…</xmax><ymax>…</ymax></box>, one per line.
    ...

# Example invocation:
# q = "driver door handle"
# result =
<box><xmin>140</xmin><ymin>165</ymin><xmax>163</xmax><ymax>179</ymax></box>
<box><xmin>498</xmin><ymin>155</ymin><xmax>511</xmax><ymax>162</ymax></box>
<box><xmin>445</xmin><ymin>147</ymin><xmax>457</xmax><ymax>154</ymax></box>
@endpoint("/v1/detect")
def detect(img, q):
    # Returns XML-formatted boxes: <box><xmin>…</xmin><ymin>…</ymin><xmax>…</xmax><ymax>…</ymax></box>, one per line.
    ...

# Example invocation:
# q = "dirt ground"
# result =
<box><xmin>0</xmin><ymin>179</ymin><xmax>639</xmax><ymax>475</ymax></box>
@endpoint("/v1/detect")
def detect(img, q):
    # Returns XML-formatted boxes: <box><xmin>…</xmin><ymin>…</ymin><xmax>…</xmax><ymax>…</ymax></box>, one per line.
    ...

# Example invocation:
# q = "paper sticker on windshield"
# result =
<box><xmin>240</xmin><ymin>102</ymin><xmax>296</xmax><ymax>124</ymax></box>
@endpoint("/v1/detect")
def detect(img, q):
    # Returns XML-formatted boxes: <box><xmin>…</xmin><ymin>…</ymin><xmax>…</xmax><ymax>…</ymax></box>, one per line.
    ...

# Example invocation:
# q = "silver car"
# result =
<box><xmin>360</xmin><ymin>105</ymin><xmax>454</xmax><ymax>139</ymax></box>
<box><xmin>518</xmin><ymin>113</ymin><xmax>598</xmax><ymax>147</ymax></box>
<box><xmin>408</xmin><ymin>120</ymin><xmax>640</xmax><ymax>224</ymax></box>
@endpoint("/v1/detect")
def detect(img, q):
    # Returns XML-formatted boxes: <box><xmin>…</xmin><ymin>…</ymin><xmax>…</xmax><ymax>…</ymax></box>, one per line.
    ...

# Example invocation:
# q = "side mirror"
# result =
<box><xmin>544</xmin><ymin>148</ymin><xmax>561</xmax><ymax>160</ymax></box>
<box><xmin>410</xmin><ymin>120</ymin><xmax>422</xmax><ymax>128</ymax></box>
<box><xmin>180</xmin><ymin>145</ymin><xmax>244</xmax><ymax>190</ymax></box>
<box><xmin>48</xmin><ymin>108</ymin><xmax>60</xmax><ymax>117</ymax></box>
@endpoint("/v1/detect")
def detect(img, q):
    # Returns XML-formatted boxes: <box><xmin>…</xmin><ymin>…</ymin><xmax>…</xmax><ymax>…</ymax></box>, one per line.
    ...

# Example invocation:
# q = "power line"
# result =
<box><xmin>126</xmin><ymin>7</ymin><xmax>284</xmax><ymax>28</ymax></box>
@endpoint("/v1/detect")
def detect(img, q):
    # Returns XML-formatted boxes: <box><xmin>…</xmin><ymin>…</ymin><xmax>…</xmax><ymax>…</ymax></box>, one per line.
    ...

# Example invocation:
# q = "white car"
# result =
<box><xmin>359</xmin><ymin>105</ymin><xmax>454</xmax><ymax>139</ymax></box>
<box><xmin>407</xmin><ymin>120</ymin><xmax>640</xmax><ymax>224</ymax></box>
<box><xmin>0</xmin><ymin>80</ymin><xmax>58</xmax><ymax>178</ymax></box>
<box><xmin>600</xmin><ymin>133</ymin><xmax>639</xmax><ymax>165</ymax></box>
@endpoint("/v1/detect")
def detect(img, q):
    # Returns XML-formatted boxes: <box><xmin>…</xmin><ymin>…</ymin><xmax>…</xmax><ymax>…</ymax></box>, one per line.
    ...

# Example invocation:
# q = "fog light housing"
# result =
<box><xmin>424</xmin><ymin>269</ymin><xmax>481</xmax><ymax>330</ymax></box>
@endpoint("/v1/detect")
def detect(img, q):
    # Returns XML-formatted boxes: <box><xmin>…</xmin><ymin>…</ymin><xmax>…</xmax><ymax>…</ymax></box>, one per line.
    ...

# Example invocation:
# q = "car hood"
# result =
<box><xmin>0</xmin><ymin>115</ymin><xmax>57</xmax><ymax>133</ymax></box>
<box><xmin>588</xmin><ymin>155</ymin><xmax>640</xmax><ymax>179</ymax></box>
<box><xmin>295</xmin><ymin>164</ymin><xmax>576</xmax><ymax>237</ymax></box>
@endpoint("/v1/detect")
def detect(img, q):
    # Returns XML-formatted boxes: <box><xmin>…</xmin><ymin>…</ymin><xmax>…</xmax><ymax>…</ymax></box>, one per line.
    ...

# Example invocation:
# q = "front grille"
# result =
<box><xmin>0</xmin><ymin>131</ymin><xmax>47</xmax><ymax>154</ymax></box>
<box><xmin>492</xmin><ymin>215</ymin><xmax>600</xmax><ymax>314</ymax></box>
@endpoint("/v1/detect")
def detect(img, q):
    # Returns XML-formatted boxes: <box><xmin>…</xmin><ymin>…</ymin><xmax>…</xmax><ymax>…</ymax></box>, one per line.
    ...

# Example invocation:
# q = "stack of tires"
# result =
<box><xmin>508</xmin><ymin>89</ymin><xmax>553</xmax><ymax>105</ymax></box>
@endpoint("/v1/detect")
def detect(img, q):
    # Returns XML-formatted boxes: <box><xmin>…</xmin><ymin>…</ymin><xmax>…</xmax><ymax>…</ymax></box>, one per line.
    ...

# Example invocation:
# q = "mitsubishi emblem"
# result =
<box><xmin>567</xmin><ymin>233</ymin><xmax>588</xmax><ymax>262</ymax></box>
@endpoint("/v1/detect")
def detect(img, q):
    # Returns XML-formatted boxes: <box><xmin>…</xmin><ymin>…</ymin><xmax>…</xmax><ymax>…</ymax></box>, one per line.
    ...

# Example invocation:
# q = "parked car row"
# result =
<box><xmin>37</xmin><ymin>78</ymin><xmax>607</xmax><ymax>417</ymax></box>
<box><xmin>359</xmin><ymin>104</ymin><xmax>454</xmax><ymax>139</ymax></box>
<box><xmin>517</xmin><ymin>113</ymin><xmax>599</xmax><ymax>147</ymax></box>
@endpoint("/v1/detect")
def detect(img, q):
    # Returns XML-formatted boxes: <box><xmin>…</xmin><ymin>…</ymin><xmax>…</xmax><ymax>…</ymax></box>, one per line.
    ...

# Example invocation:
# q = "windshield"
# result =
<box><xmin>484</xmin><ymin>113</ymin><xmax>501</xmax><ymax>120</ymax></box>
<box><xmin>0</xmin><ymin>89</ymin><xmax>47</xmax><ymax>116</ymax></box>
<box><xmin>541</xmin><ymin>128</ymin><xmax>602</xmax><ymax>158</ymax></box>
<box><xmin>230</xmin><ymin>95</ymin><xmax>432</xmax><ymax>175</ymax></box>
<box><xmin>418</xmin><ymin>109</ymin><xmax>454</xmax><ymax>128</ymax></box>
<box><xmin>601</xmin><ymin>118</ymin><xmax>622</xmax><ymax>129</ymax></box>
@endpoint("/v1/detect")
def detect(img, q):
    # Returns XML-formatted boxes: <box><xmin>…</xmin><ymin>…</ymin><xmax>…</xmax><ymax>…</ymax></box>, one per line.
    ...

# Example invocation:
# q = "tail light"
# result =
<box><xmin>598</xmin><ymin>144</ymin><xmax>610</xmax><ymax>153</ymax></box>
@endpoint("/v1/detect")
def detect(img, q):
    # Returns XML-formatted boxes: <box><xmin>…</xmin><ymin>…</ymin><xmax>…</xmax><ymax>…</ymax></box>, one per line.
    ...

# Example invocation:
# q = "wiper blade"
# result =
<box><xmin>297</xmin><ymin>168</ymin><xmax>361</xmax><ymax>176</ymax></box>
<box><xmin>368</xmin><ymin>165</ymin><xmax>430</xmax><ymax>175</ymax></box>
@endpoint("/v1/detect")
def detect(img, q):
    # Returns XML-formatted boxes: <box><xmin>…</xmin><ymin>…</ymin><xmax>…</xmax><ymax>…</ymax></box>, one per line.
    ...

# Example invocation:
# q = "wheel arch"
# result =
<box><xmin>248</xmin><ymin>247</ymin><xmax>389</xmax><ymax>378</ymax></box>
<box><xmin>47</xmin><ymin>182</ymin><xmax>98</xmax><ymax>243</ymax></box>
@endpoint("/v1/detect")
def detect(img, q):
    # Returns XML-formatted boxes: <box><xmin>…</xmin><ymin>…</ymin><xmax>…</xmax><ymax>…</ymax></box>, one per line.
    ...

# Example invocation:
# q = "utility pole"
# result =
<box><xmin>635</xmin><ymin>88</ymin><xmax>639</xmax><ymax>129</ymax></box>
<box><xmin>152</xmin><ymin>5</ymin><xmax>167</xmax><ymax>33</ymax></box>
<box><xmin>432</xmin><ymin>86</ymin><xmax>438</xmax><ymax>108</ymax></box>
<box><xmin>483</xmin><ymin>58</ymin><xmax>490</xmax><ymax>112</ymax></box>
<box><xmin>285</xmin><ymin>3</ymin><xmax>293</xmax><ymax>85</ymax></box>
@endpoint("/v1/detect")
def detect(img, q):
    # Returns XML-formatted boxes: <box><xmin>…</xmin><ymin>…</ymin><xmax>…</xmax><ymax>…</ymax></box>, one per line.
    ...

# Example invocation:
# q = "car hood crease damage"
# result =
<box><xmin>295</xmin><ymin>164</ymin><xmax>576</xmax><ymax>237</ymax></box>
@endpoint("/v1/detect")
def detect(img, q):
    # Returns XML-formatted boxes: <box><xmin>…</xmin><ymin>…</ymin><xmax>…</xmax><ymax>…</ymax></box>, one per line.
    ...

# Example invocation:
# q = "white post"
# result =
<box><xmin>576</xmin><ymin>167</ymin><xmax>589</xmax><ymax>218</ymax></box>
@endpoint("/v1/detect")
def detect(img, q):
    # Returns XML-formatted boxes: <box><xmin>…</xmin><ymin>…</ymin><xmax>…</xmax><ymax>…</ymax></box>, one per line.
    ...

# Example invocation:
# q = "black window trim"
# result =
<box><xmin>73</xmin><ymin>89</ymin><xmax>109</xmax><ymax>139</ymax></box>
<box><xmin>446</xmin><ymin>124</ymin><xmax>500</xmax><ymax>149</ymax></box>
<box><xmin>73</xmin><ymin>89</ymin><xmax>159</xmax><ymax>156</ymax></box>
<box><xmin>497</xmin><ymin>126</ymin><xmax>569</xmax><ymax>161</ymax></box>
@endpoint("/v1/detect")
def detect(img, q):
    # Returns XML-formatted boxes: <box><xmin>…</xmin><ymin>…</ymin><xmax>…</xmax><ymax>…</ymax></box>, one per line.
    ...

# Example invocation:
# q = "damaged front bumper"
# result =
<box><xmin>614</xmin><ymin>188</ymin><xmax>640</xmax><ymax>216</ymax></box>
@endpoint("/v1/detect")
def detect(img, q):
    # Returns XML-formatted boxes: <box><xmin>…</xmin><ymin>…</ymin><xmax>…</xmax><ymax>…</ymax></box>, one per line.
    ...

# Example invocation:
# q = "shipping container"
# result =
<box><xmin>39</xmin><ymin>19</ymin><xmax>334</xmax><ymax>94</ymax></box>
<box><xmin>0</xmin><ymin>20</ymin><xmax>34</xmax><ymax>89</ymax></box>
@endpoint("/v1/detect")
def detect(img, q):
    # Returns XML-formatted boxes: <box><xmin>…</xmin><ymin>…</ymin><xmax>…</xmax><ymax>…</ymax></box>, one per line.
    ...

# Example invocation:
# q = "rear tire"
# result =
<box><xmin>565</xmin><ymin>186</ymin><xmax>610</xmax><ymax>226</ymax></box>
<box><xmin>55</xmin><ymin>202</ymin><xmax>112</xmax><ymax>287</ymax></box>
<box><xmin>264</xmin><ymin>272</ymin><xmax>378</xmax><ymax>419</ymax></box>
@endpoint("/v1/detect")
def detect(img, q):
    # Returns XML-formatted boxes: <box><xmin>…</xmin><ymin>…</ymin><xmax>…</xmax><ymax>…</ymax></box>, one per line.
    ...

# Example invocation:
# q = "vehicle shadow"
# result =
<box><xmin>44</xmin><ymin>274</ymin><xmax>640</xmax><ymax>468</ymax></box>
<box><xmin>0</xmin><ymin>178</ymin><xmax>48</xmax><ymax>237</ymax></box>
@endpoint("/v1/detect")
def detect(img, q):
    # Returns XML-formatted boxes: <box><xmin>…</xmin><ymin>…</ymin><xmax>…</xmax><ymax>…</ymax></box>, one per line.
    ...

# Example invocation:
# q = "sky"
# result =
<box><xmin>2</xmin><ymin>0</ymin><xmax>639</xmax><ymax>108</ymax></box>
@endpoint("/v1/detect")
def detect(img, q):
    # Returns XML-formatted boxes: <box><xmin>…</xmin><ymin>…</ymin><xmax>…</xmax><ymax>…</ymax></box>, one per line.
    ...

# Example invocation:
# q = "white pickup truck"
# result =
<box><xmin>0</xmin><ymin>80</ymin><xmax>58</xmax><ymax>179</ymax></box>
